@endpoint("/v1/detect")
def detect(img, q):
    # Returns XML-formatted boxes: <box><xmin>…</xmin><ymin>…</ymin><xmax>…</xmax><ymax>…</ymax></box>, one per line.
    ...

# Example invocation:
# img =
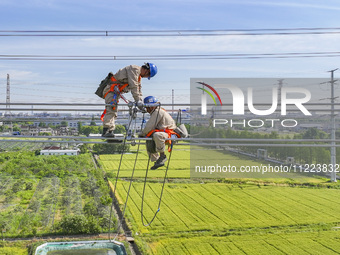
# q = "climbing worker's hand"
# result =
<box><xmin>136</xmin><ymin>100</ymin><xmax>144</xmax><ymax>110</ymax></box>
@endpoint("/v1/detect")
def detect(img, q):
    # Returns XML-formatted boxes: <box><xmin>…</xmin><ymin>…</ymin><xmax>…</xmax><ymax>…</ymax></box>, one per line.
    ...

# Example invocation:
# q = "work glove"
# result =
<box><xmin>127</xmin><ymin>101</ymin><xmax>134</xmax><ymax>108</ymax></box>
<box><xmin>136</xmin><ymin>100</ymin><xmax>144</xmax><ymax>111</ymax></box>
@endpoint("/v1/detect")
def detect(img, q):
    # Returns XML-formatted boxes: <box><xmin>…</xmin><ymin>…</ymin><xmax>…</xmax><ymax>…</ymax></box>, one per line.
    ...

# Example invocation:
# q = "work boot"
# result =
<box><xmin>102</xmin><ymin>128</ymin><xmax>108</xmax><ymax>136</ymax></box>
<box><xmin>151</xmin><ymin>155</ymin><xmax>167</xmax><ymax>170</ymax></box>
<box><xmin>102</xmin><ymin>129</ymin><xmax>115</xmax><ymax>138</ymax></box>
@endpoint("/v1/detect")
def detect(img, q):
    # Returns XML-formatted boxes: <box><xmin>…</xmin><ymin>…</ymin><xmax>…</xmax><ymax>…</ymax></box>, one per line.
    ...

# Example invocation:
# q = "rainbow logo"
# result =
<box><xmin>196</xmin><ymin>81</ymin><xmax>223</xmax><ymax>106</ymax></box>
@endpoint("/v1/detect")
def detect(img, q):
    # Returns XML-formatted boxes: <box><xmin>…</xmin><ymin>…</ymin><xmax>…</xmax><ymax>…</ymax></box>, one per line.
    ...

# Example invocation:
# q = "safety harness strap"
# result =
<box><xmin>101</xmin><ymin>75</ymin><xmax>142</xmax><ymax>121</ymax></box>
<box><xmin>103</xmin><ymin>76</ymin><xmax>128</xmax><ymax>99</ymax></box>
<box><xmin>146</xmin><ymin>128</ymin><xmax>180</xmax><ymax>152</ymax></box>
<box><xmin>101</xmin><ymin>76</ymin><xmax>128</xmax><ymax>121</ymax></box>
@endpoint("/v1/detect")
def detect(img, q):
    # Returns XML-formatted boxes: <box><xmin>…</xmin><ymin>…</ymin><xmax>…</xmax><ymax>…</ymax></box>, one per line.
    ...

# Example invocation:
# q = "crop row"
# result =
<box><xmin>148</xmin><ymin>230</ymin><xmax>340</xmax><ymax>254</ymax></box>
<box><xmin>0</xmin><ymin>140</ymin><xmax>47</xmax><ymax>152</ymax></box>
<box><xmin>0</xmin><ymin>152</ymin><xmax>114</xmax><ymax>236</ymax></box>
<box><xmin>62</xmin><ymin>176</ymin><xmax>83</xmax><ymax>215</ymax></box>
<box><xmin>115</xmin><ymin>182</ymin><xmax>340</xmax><ymax>235</ymax></box>
<box><xmin>100</xmin><ymin>148</ymin><xmax>190</xmax><ymax>178</ymax></box>
<box><xmin>102</xmin><ymin>147</ymin><xmax>313</xmax><ymax>180</ymax></box>
<box><xmin>18</xmin><ymin>177</ymin><xmax>60</xmax><ymax>232</ymax></box>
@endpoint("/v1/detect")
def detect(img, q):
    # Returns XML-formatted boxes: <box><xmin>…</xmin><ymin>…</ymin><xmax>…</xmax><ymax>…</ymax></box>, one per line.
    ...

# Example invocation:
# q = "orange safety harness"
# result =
<box><xmin>146</xmin><ymin>128</ymin><xmax>180</xmax><ymax>152</ymax></box>
<box><xmin>101</xmin><ymin>75</ymin><xmax>141</xmax><ymax>121</ymax></box>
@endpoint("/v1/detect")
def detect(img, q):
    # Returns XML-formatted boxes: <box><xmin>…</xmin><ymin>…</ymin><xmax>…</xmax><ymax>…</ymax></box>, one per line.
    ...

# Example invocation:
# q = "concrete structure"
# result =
<box><xmin>257</xmin><ymin>149</ymin><xmax>268</xmax><ymax>159</ymax></box>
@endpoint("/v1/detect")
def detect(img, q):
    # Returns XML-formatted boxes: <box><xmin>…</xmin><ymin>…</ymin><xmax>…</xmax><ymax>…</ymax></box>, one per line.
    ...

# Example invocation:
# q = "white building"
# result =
<box><xmin>40</xmin><ymin>149</ymin><xmax>80</xmax><ymax>156</ymax></box>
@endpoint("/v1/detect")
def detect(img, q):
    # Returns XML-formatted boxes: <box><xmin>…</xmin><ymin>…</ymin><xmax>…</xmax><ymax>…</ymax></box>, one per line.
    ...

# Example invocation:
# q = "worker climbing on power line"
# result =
<box><xmin>95</xmin><ymin>63</ymin><xmax>157</xmax><ymax>137</ymax></box>
<box><xmin>138</xmin><ymin>96</ymin><xmax>181</xmax><ymax>170</ymax></box>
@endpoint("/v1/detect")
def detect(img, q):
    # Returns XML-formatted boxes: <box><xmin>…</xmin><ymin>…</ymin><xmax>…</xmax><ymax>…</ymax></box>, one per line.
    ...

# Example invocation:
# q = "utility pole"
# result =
<box><xmin>172</xmin><ymin>89</ymin><xmax>174</xmax><ymax>116</ymax></box>
<box><xmin>5</xmin><ymin>74</ymin><xmax>11</xmax><ymax>116</ymax></box>
<box><xmin>329</xmin><ymin>69</ymin><xmax>338</xmax><ymax>182</ymax></box>
<box><xmin>5</xmin><ymin>74</ymin><xmax>13</xmax><ymax>133</ymax></box>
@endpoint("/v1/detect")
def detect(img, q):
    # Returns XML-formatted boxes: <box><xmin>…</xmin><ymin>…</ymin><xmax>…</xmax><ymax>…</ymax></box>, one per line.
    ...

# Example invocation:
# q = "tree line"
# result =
<box><xmin>190</xmin><ymin>126</ymin><xmax>334</xmax><ymax>165</ymax></box>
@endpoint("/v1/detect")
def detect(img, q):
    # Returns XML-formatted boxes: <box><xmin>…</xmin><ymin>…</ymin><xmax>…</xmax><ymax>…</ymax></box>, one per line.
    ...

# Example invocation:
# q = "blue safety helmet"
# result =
<box><xmin>144</xmin><ymin>96</ymin><xmax>158</xmax><ymax>106</ymax></box>
<box><xmin>146</xmin><ymin>62</ymin><xmax>157</xmax><ymax>80</ymax></box>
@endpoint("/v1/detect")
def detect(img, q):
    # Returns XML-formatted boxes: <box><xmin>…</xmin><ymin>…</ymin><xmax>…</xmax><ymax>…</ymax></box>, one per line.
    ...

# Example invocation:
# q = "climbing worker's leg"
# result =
<box><xmin>103</xmin><ymin>92</ymin><xmax>118</xmax><ymax>137</ymax></box>
<box><xmin>145</xmin><ymin>140</ymin><xmax>159</xmax><ymax>162</ymax></box>
<box><xmin>151</xmin><ymin>132</ymin><xmax>168</xmax><ymax>170</ymax></box>
<box><xmin>148</xmin><ymin>151</ymin><xmax>159</xmax><ymax>162</ymax></box>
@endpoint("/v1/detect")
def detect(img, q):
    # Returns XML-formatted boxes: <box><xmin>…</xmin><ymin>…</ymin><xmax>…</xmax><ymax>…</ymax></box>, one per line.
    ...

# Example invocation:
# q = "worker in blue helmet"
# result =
<box><xmin>147</xmin><ymin>63</ymin><xmax>157</xmax><ymax>80</ymax></box>
<box><xmin>101</xmin><ymin>63</ymin><xmax>157</xmax><ymax>137</ymax></box>
<box><xmin>139</xmin><ymin>96</ymin><xmax>177</xmax><ymax>170</ymax></box>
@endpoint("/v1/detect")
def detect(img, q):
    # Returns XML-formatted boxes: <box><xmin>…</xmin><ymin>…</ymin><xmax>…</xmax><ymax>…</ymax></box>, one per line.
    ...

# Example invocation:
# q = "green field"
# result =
<box><xmin>1</xmin><ymin>147</ymin><xmax>340</xmax><ymax>254</ymax></box>
<box><xmin>101</xmin><ymin>144</ymin><xmax>340</xmax><ymax>255</ymax></box>
<box><xmin>148</xmin><ymin>231</ymin><xmax>340</xmax><ymax>255</ymax></box>
<box><xmin>113</xmin><ymin>181</ymin><xmax>340</xmax><ymax>254</ymax></box>
<box><xmin>100</xmin><ymin>145</ymin><xmax>191</xmax><ymax>178</ymax></box>
<box><xmin>0</xmin><ymin>152</ymin><xmax>113</xmax><ymax>237</ymax></box>
<box><xmin>101</xmin><ymin>145</ymin><xmax>326</xmax><ymax>180</ymax></box>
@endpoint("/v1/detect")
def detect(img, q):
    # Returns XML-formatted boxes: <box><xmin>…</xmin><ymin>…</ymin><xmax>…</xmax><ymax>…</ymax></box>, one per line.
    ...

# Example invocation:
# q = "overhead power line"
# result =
<box><xmin>2</xmin><ymin>27</ymin><xmax>340</xmax><ymax>36</ymax></box>
<box><xmin>2</xmin><ymin>52</ymin><xmax>340</xmax><ymax>61</ymax></box>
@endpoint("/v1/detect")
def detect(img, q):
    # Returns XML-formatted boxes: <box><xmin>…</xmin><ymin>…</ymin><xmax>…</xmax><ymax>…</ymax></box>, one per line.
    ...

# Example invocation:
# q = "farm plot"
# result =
<box><xmin>101</xmin><ymin>146</ymin><xmax>312</xmax><ymax>180</ymax></box>
<box><xmin>113</xmin><ymin>181</ymin><xmax>340</xmax><ymax>254</ymax></box>
<box><xmin>0</xmin><ymin>175</ymin><xmax>37</xmax><ymax>234</ymax></box>
<box><xmin>148</xmin><ymin>230</ymin><xmax>340</xmax><ymax>255</ymax></box>
<box><xmin>0</xmin><ymin>138</ymin><xmax>49</xmax><ymax>152</ymax></box>
<box><xmin>0</xmin><ymin>152</ymin><xmax>114</xmax><ymax>236</ymax></box>
<box><xmin>115</xmin><ymin>182</ymin><xmax>340</xmax><ymax>236</ymax></box>
<box><xmin>100</xmin><ymin>146</ymin><xmax>191</xmax><ymax>178</ymax></box>
<box><xmin>60</xmin><ymin>176</ymin><xmax>83</xmax><ymax>216</ymax></box>
<box><xmin>18</xmin><ymin>177</ymin><xmax>60</xmax><ymax>233</ymax></box>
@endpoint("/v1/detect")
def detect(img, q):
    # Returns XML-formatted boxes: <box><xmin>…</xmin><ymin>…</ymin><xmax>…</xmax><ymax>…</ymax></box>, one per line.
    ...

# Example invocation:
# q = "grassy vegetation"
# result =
<box><xmin>116</xmin><ymin>182</ymin><xmax>340</xmax><ymax>233</ymax></box>
<box><xmin>0</xmin><ymin>152</ymin><xmax>113</xmax><ymax>238</ymax></box>
<box><xmin>112</xmin><ymin>181</ymin><xmax>340</xmax><ymax>254</ymax></box>
<box><xmin>102</xmin><ymin>144</ymin><xmax>340</xmax><ymax>255</ymax></box>
<box><xmin>100</xmin><ymin>145</ymin><xmax>191</xmax><ymax>178</ymax></box>
<box><xmin>147</xmin><ymin>231</ymin><xmax>340</xmax><ymax>255</ymax></box>
<box><xmin>1</xmin><ymin>142</ymin><xmax>340</xmax><ymax>254</ymax></box>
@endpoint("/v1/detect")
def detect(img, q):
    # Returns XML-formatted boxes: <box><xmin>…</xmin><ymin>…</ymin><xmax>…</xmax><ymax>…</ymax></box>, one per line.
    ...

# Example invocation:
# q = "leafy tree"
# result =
<box><xmin>78</xmin><ymin>121</ymin><xmax>83</xmax><ymax>132</ymax></box>
<box><xmin>58</xmin><ymin>215</ymin><xmax>88</xmax><ymax>234</ymax></box>
<box><xmin>13</xmin><ymin>124</ymin><xmax>21</xmax><ymax>132</ymax></box>
<box><xmin>79</xmin><ymin>144</ymin><xmax>89</xmax><ymax>154</ymax></box>
<box><xmin>86</xmin><ymin>215</ymin><xmax>101</xmax><ymax>234</ymax></box>
<box><xmin>114</xmin><ymin>124</ymin><xmax>126</xmax><ymax>134</ymax></box>
<box><xmin>58</xmin><ymin>214</ymin><xmax>101</xmax><ymax>234</ymax></box>
<box><xmin>80</xmin><ymin>125</ymin><xmax>101</xmax><ymax>136</ymax></box>
<box><xmin>303</xmin><ymin>127</ymin><xmax>328</xmax><ymax>139</ymax></box>
<box><xmin>90</xmin><ymin>116</ymin><xmax>96</xmax><ymax>126</ymax></box>
<box><xmin>61</xmin><ymin>121</ymin><xmax>68</xmax><ymax>127</ymax></box>
<box><xmin>39</xmin><ymin>132</ymin><xmax>52</xmax><ymax>136</ymax></box>
<box><xmin>84</xmin><ymin>202</ymin><xmax>97</xmax><ymax>216</ymax></box>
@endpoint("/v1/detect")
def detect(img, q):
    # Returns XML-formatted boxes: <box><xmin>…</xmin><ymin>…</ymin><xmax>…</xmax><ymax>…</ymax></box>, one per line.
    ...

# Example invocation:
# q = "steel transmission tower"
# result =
<box><xmin>5</xmin><ymin>74</ymin><xmax>11</xmax><ymax>116</ymax></box>
<box><xmin>329</xmin><ymin>69</ymin><xmax>338</xmax><ymax>182</ymax></box>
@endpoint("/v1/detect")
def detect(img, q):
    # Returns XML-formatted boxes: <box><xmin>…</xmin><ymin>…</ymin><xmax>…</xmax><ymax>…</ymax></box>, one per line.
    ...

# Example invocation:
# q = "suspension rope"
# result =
<box><xmin>140</xmin><ymin>105</ymin><xmax>174</xmax><ymax>227</ymax></box>
<box><xmin>108</xmin><ymin>106</ymin><xmax>136</xmax><ymax>241</ymax></box>
<box><xmin>112</xmin><ymin>112</ymin><xmax>145</xmax><ymax>241</ymax></box>
<box><xmin>140</xmin><ymin>147</ymin><xmax>174</xmax><ymax>227</ymax></box>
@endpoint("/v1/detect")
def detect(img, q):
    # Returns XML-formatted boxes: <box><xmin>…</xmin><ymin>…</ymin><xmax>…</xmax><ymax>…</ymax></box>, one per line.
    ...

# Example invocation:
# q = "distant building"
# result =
<box><xmin>40</xmin><ymin>149</ymin><xmax>80</xmax><ymax>156</ymax></box>
<box><xmin>43</xmin><ymin>146</ymin><xmax>61</xmax><ymax>150</ymax></box>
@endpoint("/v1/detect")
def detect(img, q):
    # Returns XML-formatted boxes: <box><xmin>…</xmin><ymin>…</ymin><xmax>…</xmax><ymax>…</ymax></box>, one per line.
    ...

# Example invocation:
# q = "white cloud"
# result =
<box><xmin>0</xmin><ymin>70</ymin><xmax>39</xmax><ymax>80</ymax></box>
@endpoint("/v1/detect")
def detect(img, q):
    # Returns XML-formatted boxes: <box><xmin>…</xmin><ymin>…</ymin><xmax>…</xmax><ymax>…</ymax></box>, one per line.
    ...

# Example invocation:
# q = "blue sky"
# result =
<box><xmin>1</xmin><ymin>0</ymin><xmax>340</xmax><ymax>105</ymax></box>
